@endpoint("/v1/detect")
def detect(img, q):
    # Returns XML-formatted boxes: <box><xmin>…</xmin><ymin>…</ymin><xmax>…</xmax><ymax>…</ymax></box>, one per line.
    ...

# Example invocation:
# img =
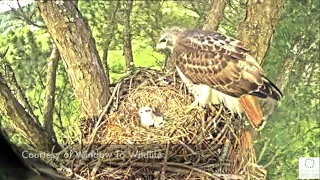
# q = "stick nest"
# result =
<box><xmin>52</xmin><ymin>68</ymin><xmax>267</xmax><ymax>180</ymax></box>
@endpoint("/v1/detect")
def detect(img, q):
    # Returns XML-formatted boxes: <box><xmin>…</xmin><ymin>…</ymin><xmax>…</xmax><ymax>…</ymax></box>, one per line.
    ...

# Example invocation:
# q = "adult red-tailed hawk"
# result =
<box><xmin>156</xmin><ymin>28</ymin><xmax>282</xmax><ymax>129</ymax></box>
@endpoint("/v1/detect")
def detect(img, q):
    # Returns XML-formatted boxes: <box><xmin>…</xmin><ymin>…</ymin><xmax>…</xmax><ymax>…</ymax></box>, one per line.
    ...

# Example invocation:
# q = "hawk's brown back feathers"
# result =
<box><xmin>173</xmin><ymin>29</ymin><xmax>282</xmax><ymax>100</ymax></box>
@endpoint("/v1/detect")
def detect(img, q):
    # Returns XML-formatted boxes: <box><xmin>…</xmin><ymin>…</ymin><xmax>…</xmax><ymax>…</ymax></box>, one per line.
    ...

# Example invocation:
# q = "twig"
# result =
<box><xmin>219</xmin><ymin>138</ymin><xmax>230</xmax><ymax>162</ymax></box>
<box><xmin>212</xmin><ymin>173</ymin><xmax>244</xmax><ymax>179</ymax></box>
<box><xmin>200</xmin><ymin>108</ymin><xmax>208</xmax><ymax>144</ymax></box>
<box><xmin>98</xmin><ymin>82</ymin><xmax>122</xmax><ymax>124</ymax></box>
<box><xmin>95</xmin><ymin>160</ymin><xmax>132</xmax><ymax>178</ymax></box>
<box><xmin>90</xmin><ymin>159</ymin><xmax>102</xmax><ymax>177</ymax></box>
<box><xmin>166</xmin><ymin>162</ymin><xmax>221</xmax><ymax>179</ymax></box>
<box><xmin>263</xmin><ymin>150</ymin><xmax>281</xmax><ymax>168</ymax></box>
<box><xmin>0</xmin><ymin>46</ymin><xmax>9</xmax><ymax>58</ymax></box>
<box><xmin>257</xmin><ymin>138</ymin><xmax>270</xmax><ymax>163</ymax></box>
<box><xmin>109</xmin><ymin>161</ymin><xmax>222</xmax><ymax>179</ymax></box>
<box><xmin>13</xmin><ymin>0</ymin><xmax>46</xmax><ymax>28</ymax></box>
<box><xmin>161</xmin><ymin>142</ymin><xmax>170</xmax><ymax>180</ymax></box>
<box><xmin>179</xmin><ymin>140</ymin><xmax>197</xmax><ymax>155</ymax></box>
<box><xmin>74</xmin><ymin>82</ymin><xmax>122</xmax><ymax>173</ymax></box>
<box><xmin>199</xmin><ymin>163</ymin><xmax>231</xmax><ymax>169</ymax></box>
<box><xmin>186</xmin><ymin>170</ymin><xmax>193</xmax><ymax>180</ymax></box>
<box><xmin>173</xmin><ymin>71</ymin><xmax>177</xmax><ymax>87</ymax></box>
<box><xmin>89</xmin><ymin>82</ymin><xmax>121</xmax><ymax>147</ymax></box>
<box><xmin>115</xmin><ymin>81</ymin><xmax>121</xmax><ymax>110</ymax></box>
<box><xmin>206</xmin><ymin>104</ymin><xmax>223</xmax><ymax>131</ymax></box>
<box><xmin>128</xmin><ymin>70</ymin><xmax>141</xmax><ymax>93</ymax></box>
<box><xmin>210</xmin><ymin>121</ymin><xmax>228</xmax><ymax>145</ymax></box>
<box><xmin>228</xmin><ymin>122</ymin><xmax>240</xmax><ymax>145</ymax></box>
<box><xmin>73</xmin><ymin>173</ymin><xmax>86</xmax><ymax>180</ymax></box>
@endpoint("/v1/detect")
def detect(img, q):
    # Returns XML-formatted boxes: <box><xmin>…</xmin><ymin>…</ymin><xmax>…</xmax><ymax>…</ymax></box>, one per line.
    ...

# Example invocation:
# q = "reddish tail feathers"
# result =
<box><xmin>240</xmin><ymin>95</ymin><xmax>264</xmax><ymax>129</ymax></box>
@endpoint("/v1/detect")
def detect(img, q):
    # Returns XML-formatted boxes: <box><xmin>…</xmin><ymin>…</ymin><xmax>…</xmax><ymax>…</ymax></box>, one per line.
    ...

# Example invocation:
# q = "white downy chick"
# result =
<box><xmin>138</xmin><ymin>106</ymin><xmax>156</xmax><ymax>128</ymax></box>
<box><xmin>153</xmin><ymin>116</ymin><xmax>165</xmax><ymax>127</ymax></box>
<box><xmin>138</xmin><ymin>106</ymin><xmax>166</xmax><ymax>128</ymax></box>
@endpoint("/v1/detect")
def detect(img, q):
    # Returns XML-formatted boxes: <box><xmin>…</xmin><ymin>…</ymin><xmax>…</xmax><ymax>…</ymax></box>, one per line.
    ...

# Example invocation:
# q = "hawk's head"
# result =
<box><xmin>156</xmin><ymin>27</ymin><xmax>183</xmax><ymax>53</ymax></box>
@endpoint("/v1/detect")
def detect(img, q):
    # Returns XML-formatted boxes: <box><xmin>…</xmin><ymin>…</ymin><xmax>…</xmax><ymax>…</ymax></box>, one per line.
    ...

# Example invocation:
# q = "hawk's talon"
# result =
<box><xmin>185</xmin><ymin>101</ymin><xmax>206</xmax><ymax>113</ymax></box>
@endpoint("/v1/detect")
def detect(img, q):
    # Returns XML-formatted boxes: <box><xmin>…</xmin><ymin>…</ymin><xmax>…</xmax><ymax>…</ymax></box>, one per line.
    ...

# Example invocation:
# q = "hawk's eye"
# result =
<box><xmin>145</xmin><ymin>109</ymin><xmax>151</xmax><ymax>112</ymax></box>
<box><xmin>159</xmin><ymin>38</ymin><xmax>166</xmax><ymax>43</ymax></box>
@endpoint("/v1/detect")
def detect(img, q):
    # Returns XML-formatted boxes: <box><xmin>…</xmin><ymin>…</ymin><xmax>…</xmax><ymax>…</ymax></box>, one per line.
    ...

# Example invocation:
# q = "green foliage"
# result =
<box><xmin>219</xmin><ymin>0</ymin><xmax>246</xmax><ymax>36</ymax></box>
<box><xmin>78</xmin><ymin>0</ymin><xmax>207</xmax><ymax>79</ymax></box>
<box><xmin>0</xmin><ymin>3</ymin><xmax>80</xmax><ymax>143</ymax></box>
<box><xmin>0</xmin><ymin>26</ymin><xmax>49</xmax><ymax>117</ymax></box>
<box><xmin>257</xmin><ymin>0</ymin><xmax>320</xmax><ymax>179</ymax></box>
<box><xmin>0</xmin><ymin>0</ymin><xmax>209</xmax><ymax>142</ymax></box>
<box><xmin>0</xmin><ymin>1</ymin><xmax>318</xmax><ymax>179</ymax></box>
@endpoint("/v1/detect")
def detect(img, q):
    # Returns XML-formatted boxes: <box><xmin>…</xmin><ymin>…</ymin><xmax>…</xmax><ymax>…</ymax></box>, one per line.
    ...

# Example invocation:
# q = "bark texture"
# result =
<box><xmin>38</xmin><ymin>1</ymin><xmax>111</xmax><ymax>117</ymax></box>
<box><xmin>238</xmin><ymin>0</ymin><xmax>283</xmax><ymax>64</ymax></box>
<box><xmin>202</xmin><ymin>0</ymin><xmax>227</xmax><ymax>31</ymax></box>
<box><xmin>43</xmin><ymin>47</ymin><xmax>60</xmax><ymax>146</ymax></box>
<box><xmin>0</xmin><ymin>74</ymin><xmax>56</xmax><ymax>151</ymax></box>
<box><xmin>0</xmin><ymin>56</ymin><xmax>39</xmax><ymax>124</ymax></box>
<box><xmin>123</xmin><ymin>0</ymin><xmax>135</xmax><ymax>71</ymax></box>
<box><xmin>102</xmin><ymin>0</ymin><xmax>120</xmax><ymax>81</ymax></box>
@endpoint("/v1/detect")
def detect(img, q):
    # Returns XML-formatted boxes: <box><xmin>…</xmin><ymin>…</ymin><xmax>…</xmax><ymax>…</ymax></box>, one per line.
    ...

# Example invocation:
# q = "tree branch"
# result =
<box><xmin>202</xmin><ymin>0</ymin><xmax>227</xmax><ymax>31</ymax></box>
<box><xmin>0</xmin><ymin>55</ymin><xmax>39</xmax><ymax>125</ymax></box>
<box><xmin>0</xmin><ymin>73</ymin><xmax>57</xmax><ymax>151</ymax></box>
<box><xmin>10</xmin><ymin>0</ymin><xmax>47</xmax><ymax>29</ymax></box>
<box><xmin>43</xmin><ymin>46</ymin><xmax>60</xmax><ymax>150</ymax></box>
<box><xmin>123</xmin><ymin>0</ymin><xmax>135</xmax><ymax>72</ymax></box>
<box><xmin>102</xmin><ymin>0</ymin><xmax>121</xmax><ymax>82</ymax></box>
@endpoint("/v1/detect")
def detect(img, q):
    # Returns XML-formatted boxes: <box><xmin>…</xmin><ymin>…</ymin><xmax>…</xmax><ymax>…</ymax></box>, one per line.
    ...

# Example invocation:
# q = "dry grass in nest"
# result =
<box><xmin>51</xmin><ymin>68</ymin><xmax>267</xmax><ymax>180</ymax></box>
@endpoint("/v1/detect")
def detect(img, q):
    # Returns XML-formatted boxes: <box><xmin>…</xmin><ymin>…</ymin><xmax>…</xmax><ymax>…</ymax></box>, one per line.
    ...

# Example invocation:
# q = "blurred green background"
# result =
<box><xmin>0</xmin><ymin>0</ymin><xmax>319</xmax><ymax>179</ymax></box>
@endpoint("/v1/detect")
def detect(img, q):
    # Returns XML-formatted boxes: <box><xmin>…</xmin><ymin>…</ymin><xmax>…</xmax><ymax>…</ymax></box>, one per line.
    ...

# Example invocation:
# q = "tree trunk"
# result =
<box><xmin>238</xmin><ymin>0</ymin><xmax>283</xmax><ymax>122</ymax></box>
<box><xmin>102</xmin><ymin>0</ymin><xmax>121</xmax><ymax>81</ymax></box>
<box><xmin>38</xmin><ymin>1</ymin><xmax>111</xmax><ymax>117</ymax></box>
<box><xmin>43</xmin><ymin>46</ymin><xmax>60</xmax><ymax>147</ymax></box>
<box><xmin>123</xmin><ymin>0</ymin><xmax>135</xmax><ymax>72</ymax></box>
<box><xmin>202</xmin><ymin>0</ymin><xmax>227</xmax><ymax>31</ymax></box>
<box><xmin>0</xmin><ymin>73</ymin><xmax>57</xmax><ymax>151</ymax></box>
<box><xmin>238</xmin><ymin>0</ymin><xmax>283</xmax><ymax>64</ymax></box>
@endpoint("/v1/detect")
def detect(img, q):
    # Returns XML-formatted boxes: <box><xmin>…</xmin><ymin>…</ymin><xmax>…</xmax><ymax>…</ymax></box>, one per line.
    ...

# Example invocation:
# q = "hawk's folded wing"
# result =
<box><xmin>174</xmin><ymin>29</ymin><xmax>282</xmax><ymax>100</ymax></box>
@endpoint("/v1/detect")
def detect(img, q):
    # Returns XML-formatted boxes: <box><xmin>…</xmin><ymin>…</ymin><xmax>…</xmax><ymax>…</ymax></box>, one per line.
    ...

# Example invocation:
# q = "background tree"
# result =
<box><xmin>123</xmin><ymin>0</ymin><xmax>135</xmax><ymax>72</ymax></box>
<box><xmin>238</xmin><ymin>0</ymin><xmax>283</xmax><ymax>64</ymax></box>
<box><xmin>0</xmin><ymin>3</ymin><xmax>62</xmax><ymax>151</ymax></box>
<box><xmin>79</xmin><ymin>1</ymin><xmax>121</xmax><ymax>82</ymax></box>
<box><xmin>43</xmin><ymin>46</ymin><xmax>60</xmax><ymax>146</ymax></box>
<box><xmin>38</xmin><ymin>1</ymin><xmax>111</xmax><ymax>117</ymax></box>
<box><xmin>256</xmin><ymin>0</ymin><xmax>320</xmax><ymax>178</ymax></box>
<box><xmin>0</xmin><ymin>72</ymin><xmax>57</xmax><ymax>151</ymax></box>
<box><xmin>180</xmin><ymin>0</ymin><xmax>213</xmax><ymax>28</ymax></box>
<box><xmin>202</xmin><ymin>0</ymin><xmax>226</xmax><ymax>31</ymax></box>
<box><xmin>0</xmin><ymin>0</ymin><xmax>318</xmax><ymax>179</ymax></box>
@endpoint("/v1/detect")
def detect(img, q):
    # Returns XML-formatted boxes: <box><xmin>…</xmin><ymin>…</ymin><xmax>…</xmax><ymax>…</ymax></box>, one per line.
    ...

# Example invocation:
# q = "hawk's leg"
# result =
<box><xmin>185</xmin><ymin>84</ymin><xmax>212</xmax><ymax>113</ymax></box>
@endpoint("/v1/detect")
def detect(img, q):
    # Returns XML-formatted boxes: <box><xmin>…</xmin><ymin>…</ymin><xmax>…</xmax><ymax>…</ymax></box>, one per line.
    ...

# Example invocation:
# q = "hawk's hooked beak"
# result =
<box><xmin>156</xmin><ymin>34</ymin><xmax>168</xmax><ymax>50</ymax></box>
<box><xmin>156</xmin><ymin>43</ymin><xmax>166</xmax><ymax>49</ymax></box>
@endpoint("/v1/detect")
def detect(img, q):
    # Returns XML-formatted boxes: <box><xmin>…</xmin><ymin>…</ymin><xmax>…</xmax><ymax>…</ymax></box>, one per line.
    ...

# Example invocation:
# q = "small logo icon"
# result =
<box><xmin>299</xmin><ymin>157</ymin><xmax>320</xmax><ymax>179</ymax></box>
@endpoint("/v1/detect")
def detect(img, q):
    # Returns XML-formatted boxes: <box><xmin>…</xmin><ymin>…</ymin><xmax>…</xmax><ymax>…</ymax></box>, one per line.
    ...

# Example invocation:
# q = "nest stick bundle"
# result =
<box><xmin>50</xmin><ymin>68</ymin><xmax>267</xmax><ymax>180</ymax></box>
